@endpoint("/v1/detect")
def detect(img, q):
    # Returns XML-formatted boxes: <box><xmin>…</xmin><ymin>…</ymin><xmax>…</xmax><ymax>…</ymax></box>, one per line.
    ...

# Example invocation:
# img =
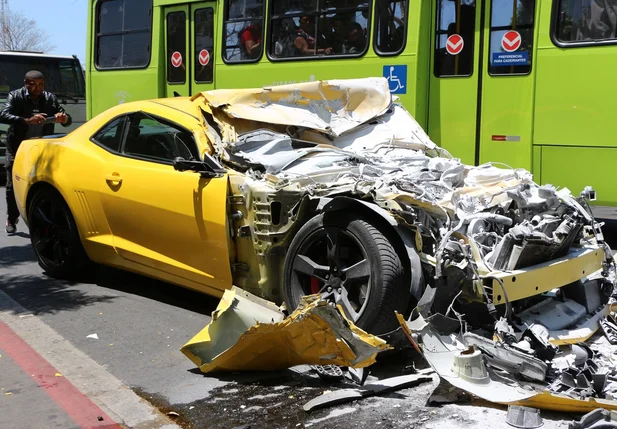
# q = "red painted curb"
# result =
<box><xmin>0</xmin><ymin>320</ymin><xmax>123</xmax><ymax>429</ymax></box>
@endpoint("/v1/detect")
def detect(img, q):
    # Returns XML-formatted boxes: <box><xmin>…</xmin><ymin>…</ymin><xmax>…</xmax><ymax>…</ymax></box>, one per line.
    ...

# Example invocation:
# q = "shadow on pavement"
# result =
<box><xmin>0</xmin><ymin>243</ymin><xmax>219</xmax><ymax>317</ymax></box>
<box><xmin>0</xmin><ymin>273</ymin><xmax>118</xmax><ymax>315</ymax></box>
<box><xmin>91</xmin><ymin>265</ymin><xmax>221</xmax><ymax>316</ymax></box>
<box><xmin>0</xmin><ymin>243</ymin><xmax>37</xmax><ymax>266</ymax></box>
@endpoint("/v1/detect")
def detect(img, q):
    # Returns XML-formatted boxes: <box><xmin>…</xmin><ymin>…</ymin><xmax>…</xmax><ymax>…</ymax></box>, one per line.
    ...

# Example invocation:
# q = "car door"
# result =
<box><xmin>97</xmin><ymin>110</ymin><xmax>232</xmax><ymax>292</ymax></box>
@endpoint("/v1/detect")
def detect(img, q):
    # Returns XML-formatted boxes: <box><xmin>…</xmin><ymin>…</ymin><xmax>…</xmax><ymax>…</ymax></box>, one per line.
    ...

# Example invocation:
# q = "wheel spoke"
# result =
<box><xmin>336</xmin><ymin>288</ymin><xmax>360</xmax><ymax>322</ymax></box>
<box><xmin>49</xmin><ymin>202</ymin><xmax>59</xmax><ymax>224</ymax></box>
<box><xmin>342</xmin><ymin>259</ymin><xmax>369</xmax><ymax>283</ymax></box>
<box><xmin>34</xmin><ymin>234</ymin><xmax>55</xmax><ymax>253</ymax></box>
<box><xmin>325</xmin><ymin>227</ymin><xmax>342</xmax><ymax>270</ymax></box>
<box><xmin>52</xmin><ymin>239</ymin><xmax>67</xmax><ymax>265</ymax></box>
<box><xmin>293</xmin><ymin>255</ymin><xmax>329</xmax><ymax>282</ymax></box>
<box><xmin>34</xmin><ymin>206</ymin><xmax>54</xmax><ymax>226</ymax></box>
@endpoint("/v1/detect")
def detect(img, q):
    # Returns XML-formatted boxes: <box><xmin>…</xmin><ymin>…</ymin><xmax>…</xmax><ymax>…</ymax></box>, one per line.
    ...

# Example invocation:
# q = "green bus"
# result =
<box><xmin>0</xmin><ymin>51</ymin><xmax>87</xmax><ymax>183</ymax></box>
<box><xmin>85</xmin><ymin>0</ymin><xmax>617</xmax><ymax>206</ymax></box>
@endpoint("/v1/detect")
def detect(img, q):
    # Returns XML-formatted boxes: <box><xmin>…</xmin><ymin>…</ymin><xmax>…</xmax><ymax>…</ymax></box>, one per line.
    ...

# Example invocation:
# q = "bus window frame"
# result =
<box><xmin>94</xmin><ymin>0</ymin><xmax>154</xmax><ymax>71</ymax></box>
<box><xmin>433</xmin><ymin>0</ymin><xmax>477</xmax><ymax>79</ymax></box>
<box><xmin>166</xmin><ymin>10</ymin><xmax>188</xmax><ymax>85</ymax></box>
<box><xmin>550</xmin><ymin>0</ymin><xmax>617</xmax><ymax>48</ymax></box>
<box><xmin>194</xmin><ymin>7</ymin><xmax>215</xmax><ymax>83</ymax></box>
<box><xmin>373</xmin><ymin>0</ymin><xmax>410</xmax><ymax>57</ymax></box>
<box><xmin>222</xmin><ymin>0</ymin><xmax>266</xmax><ymax>65</ymax></box>
<box><xmin>265</xmin><ymin>1</ymin><xmax>373</xmax><ymax>63</ymax></box>
<box><xmin>486</xmin><ymin>0</ymin><xmax>535</xmax><ymax>77</ymax></box>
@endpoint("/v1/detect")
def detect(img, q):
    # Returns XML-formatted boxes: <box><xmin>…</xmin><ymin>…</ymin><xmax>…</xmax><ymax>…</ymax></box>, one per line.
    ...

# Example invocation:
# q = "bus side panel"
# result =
<box><xmin>411</xmin><ymin>0</ymin><xmax>432</xmax><ymax>130</ymax></box>
<box><xmin>541</xmin><ymin>146</ymin><xmax>617</xmax><ymax>207</ymax></box>
<box><xmin>534</xmin><ymin>10</ymin><xmax>617</xmax><ymax>206</ymax></box>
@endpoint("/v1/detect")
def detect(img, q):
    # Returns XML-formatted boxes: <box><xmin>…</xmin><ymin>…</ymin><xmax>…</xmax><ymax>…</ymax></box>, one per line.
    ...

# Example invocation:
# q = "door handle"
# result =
<box><xmin>105</xmin><ymin>174</ymin><xmax>122</xmax><ymax>184</ymax></box>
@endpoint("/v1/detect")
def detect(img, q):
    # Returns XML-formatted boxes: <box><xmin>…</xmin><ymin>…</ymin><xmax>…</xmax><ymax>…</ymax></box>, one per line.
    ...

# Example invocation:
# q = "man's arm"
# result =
<box><xmin>0</xmin><ymin>92</ymin><xmax>26</xmax><ymax>125</ymax></box>
<box><xmin>50</xmin><ymin>93</ymin><xmax>72</xmax><ymax>127</ymax></box>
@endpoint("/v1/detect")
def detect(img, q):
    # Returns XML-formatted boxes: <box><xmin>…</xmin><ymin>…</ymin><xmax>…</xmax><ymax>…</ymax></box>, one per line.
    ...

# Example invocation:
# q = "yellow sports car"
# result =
<box><xmin>11</xmin><ymin>78</ymin><xmax>615</xmax><ymax>339</ymax></box>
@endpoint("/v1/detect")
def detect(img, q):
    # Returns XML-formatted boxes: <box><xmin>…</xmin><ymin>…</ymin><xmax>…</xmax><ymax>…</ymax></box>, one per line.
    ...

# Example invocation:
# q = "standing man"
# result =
<box><xmin>0</xmin><ymin>70</ymin><xmax>72</xmax><ymax>233</ymax></box>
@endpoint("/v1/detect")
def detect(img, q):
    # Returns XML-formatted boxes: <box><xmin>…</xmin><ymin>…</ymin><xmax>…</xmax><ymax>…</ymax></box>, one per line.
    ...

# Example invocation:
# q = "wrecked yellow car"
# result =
<box><xmin>13</xmin><ymin>77</ymin><xmax>615</xmax><ymax>341</ymax></box>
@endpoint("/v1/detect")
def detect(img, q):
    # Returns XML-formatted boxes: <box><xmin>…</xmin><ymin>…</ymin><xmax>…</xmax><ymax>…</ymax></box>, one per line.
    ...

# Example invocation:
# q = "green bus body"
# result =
<box><xmin>86</xmin><ymin>0</ymin><xmax>617</xmax><ymax>206</ymax></box>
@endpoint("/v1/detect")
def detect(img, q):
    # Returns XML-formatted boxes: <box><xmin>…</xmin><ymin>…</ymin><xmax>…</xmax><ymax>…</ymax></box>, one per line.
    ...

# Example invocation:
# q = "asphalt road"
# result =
<box><xmin>2</xmin><ymin>190</ymin><xmax>617</xmax><ymax>429</ymax></box>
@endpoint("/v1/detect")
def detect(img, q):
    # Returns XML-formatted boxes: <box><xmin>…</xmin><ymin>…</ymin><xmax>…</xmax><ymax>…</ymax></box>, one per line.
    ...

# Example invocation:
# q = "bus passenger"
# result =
<box><xmin>344</xmin><ymin>23</ymin><xmax>367</xmax><ymax>54</ymax></box>
<box><xmin>295</xmin><ymin>15</ymin><xmax>332</xmax><ymax>55</ymax></box>
<box><xmin>240</xmin><ymin>23</ymin><xmax>262</xmax><ymax>59</ymax></box>
<box><xmin>329</xmin><ymin>14</ymin><xmax>349</xmax><ymax>54</ymax></box>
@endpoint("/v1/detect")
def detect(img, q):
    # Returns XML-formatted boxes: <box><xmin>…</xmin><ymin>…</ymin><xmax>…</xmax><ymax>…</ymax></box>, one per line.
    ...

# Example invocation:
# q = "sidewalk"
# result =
<box><xmin>0</xmin><ymin>287</ymin><xmax>181</xmax><ymax>429</ymax></box>
<box><xmin>0</xmin><ymin>319</ymin><xmax>122</xmax><ymax>429</ymax></box>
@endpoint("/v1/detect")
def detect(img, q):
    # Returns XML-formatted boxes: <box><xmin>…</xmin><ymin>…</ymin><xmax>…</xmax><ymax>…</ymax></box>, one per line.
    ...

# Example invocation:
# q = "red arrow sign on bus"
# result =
<box><xmin>198</xmin><ymin>49</ymin><xmax>210</xmax><ymax>66</ymax></box>
<box><xmin>171</xmin><ymin>51</ymin><xmax>183</xmax><ymax>68</ymax></box>
<box><xmin>446</xmin><ymin>34</ymin><xmax>464</xmax><ymax>55</ymax></box>
<box><xmin>501</xmin><ymin>30</ymin><xmax>522</xmax><ymax>52</ymax></box>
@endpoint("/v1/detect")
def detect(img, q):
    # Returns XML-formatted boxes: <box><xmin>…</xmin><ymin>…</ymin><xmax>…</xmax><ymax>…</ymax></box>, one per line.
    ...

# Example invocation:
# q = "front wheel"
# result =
<box><xmin>283</xmin><ymin>213</ymin><xmax>409</xmax><ymax>336</ymax></box>
<box><xmin>28</xmin><ymin>188</ymin><xmax>90</xmax><ymax>279</ymax></box>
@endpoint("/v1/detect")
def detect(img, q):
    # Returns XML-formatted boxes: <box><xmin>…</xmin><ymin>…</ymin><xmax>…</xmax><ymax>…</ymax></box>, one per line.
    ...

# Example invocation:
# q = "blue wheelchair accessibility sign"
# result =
<box><xmin>383</xmin><ymin>65</ymin><xmax>407</xmax><ymax>94</ymax></box>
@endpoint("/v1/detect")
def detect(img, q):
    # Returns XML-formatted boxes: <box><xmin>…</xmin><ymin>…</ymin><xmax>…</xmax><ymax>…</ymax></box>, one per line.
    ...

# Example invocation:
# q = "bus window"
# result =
<box><xmin>268</xmin><ymin>0</ymin><xmax>370</xmax><ymax>59</ymax></box>
<box><xmin>195</xmin><ymin>8</ymin><xmax>214</xmax><ymax>82</ymax></box>
<box><xmin>434</xmin><ymin>0</ymin><xmax>476</xmax><ymax>77</ymax></box>
<box><xmin>554</xmin><ymin>0</ymin><xmax>617</xmax><ymax>44</ymax></box>
<box><xmin>374</xmin><ymin>0</ymin><xmax>409</xmax><ymax>55</ymax></box>
<box><xmin>95</xmin><ymin>0</ymin><xmax>152</xmax><ymax>69</ymax></box>
<box><xmin>167</xmin><ymin>11</ymin><xmax>187</xmax><ymax>84</ymax></box>
<box><xmin>223</xmin><ymin>0</ymin><xmax>265</xmax><ymax>63</ymax></box>
<box><xmin>488</xmin><ymin>0</ymin><xmax>535</xmax><ymax>76</ymax></box>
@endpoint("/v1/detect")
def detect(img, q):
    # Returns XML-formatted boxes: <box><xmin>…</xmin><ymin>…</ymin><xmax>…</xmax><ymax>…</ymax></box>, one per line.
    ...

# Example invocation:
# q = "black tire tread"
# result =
<box><xmin>357</xmin><ymin>219</ymin><xmax>407</xmax><ymax>335</ymax></box>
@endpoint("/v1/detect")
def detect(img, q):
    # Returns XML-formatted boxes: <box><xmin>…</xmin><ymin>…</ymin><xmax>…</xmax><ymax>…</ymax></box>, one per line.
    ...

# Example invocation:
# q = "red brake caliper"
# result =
<box><xmin>310</xmin><ymin>278</ymin><xmax>320</xmax><ymax>294</ymax></box>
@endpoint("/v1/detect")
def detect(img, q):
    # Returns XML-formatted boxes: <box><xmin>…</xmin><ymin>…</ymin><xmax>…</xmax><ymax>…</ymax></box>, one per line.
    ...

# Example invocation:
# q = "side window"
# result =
<box><xmin>195</xmin><ymin>8</ymin><xmax>215</xmax><ymax>82</ymax></box>
<box><xmin>554</xmin><ymin>0</ymin><xmax>617</xmax><ymax>44</ymax></box>
<box><xmin>96</xmin><ymin>0</ymin><xmax>152</xmax><ymax>69</ymax></box>
<box><xmin>488</xmin><ymin>0</ymin><xmax>535</xmax><ymax>76</ymax></box>
<box><xmin>374</xmin><ymin>0</ymin><xmax>409</xmax><ymax>55</ymax></box>
<box><xmin>223</xmin><ymin>0</ymin><xmax>265</xmax><ymax>63</ymax></box>
<box><xmin>91</xmin><ymin>116</ymin><xmax>127</xmax><ymax>152</ymax></box>
<box><xmin>167</xmin><ymin>11</ymin><xmax>187</xmax><ymax>84</ymax></box>
<box><xmin>123</xmin><ymin>113</ymin><xmax>200</xmax><ymax>163</ymax></box>
<box><xmin>268</xmin><ymin>0</ymin><xmax>370</xmax><ymax>59</ymax></box>
<box><xmin>434</xmin><ymin>0</ymin><xmax>476</xmax><ymax>77</ymax></box>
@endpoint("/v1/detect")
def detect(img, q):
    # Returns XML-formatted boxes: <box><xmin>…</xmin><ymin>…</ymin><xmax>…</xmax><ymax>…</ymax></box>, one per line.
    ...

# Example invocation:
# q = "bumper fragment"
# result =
<box><xmin>181</xmin><ymin>286</ymin><xmax>389</xmax><ymax>373</ymax></box>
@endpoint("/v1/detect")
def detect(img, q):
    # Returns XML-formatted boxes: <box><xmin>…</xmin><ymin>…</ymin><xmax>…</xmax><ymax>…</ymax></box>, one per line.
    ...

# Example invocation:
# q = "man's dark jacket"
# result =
<box><xmin>0</xmin><ymin>87</ymin><xmax>72</xmax><ymax>154</ymax></box>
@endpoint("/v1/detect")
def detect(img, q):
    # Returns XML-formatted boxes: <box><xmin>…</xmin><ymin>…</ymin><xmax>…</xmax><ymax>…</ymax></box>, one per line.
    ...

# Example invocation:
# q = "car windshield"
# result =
<box><xmin>0</xmin><ymin>55</ymin><xmax>85</xmax><ymax>98</ymax></box>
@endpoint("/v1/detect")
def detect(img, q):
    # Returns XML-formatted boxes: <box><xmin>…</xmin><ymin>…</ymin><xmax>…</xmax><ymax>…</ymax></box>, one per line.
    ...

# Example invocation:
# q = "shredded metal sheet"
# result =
<box><xmin>181</xmin><ymin>287</ymin><xmax>389</xmax><ymax>373</ymax></box>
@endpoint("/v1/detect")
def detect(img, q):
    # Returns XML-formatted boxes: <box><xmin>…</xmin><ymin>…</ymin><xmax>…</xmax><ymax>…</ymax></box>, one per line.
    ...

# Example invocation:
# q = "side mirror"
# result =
<box><xmin>173</xmin><ymin>157</ymin><xmax>225</xmax><ymax>179</ymax></box>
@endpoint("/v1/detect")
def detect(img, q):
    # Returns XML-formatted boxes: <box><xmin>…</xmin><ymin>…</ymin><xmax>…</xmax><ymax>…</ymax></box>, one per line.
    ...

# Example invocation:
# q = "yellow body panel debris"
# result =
<box><xmin>181</xmin><ymin>287</ymin><xmax>389</xmax><ymax>373</ymax></box>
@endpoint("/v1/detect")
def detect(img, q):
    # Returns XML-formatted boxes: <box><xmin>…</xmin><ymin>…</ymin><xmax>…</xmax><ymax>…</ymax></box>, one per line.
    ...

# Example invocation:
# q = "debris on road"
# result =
<box><xmin>568</xmin><ymin>408</ymin><xmax>617</xmax><ymax>428</ymax></box>
<box><xmin>86</xmin><ymin>334</ymin><xmax>99</xmax><ymax>340</ymax></box>
<box><xmin>181</xmin><ymin>287</ymin><xmax>389</xmax><ymax>373</ymax></box>
<box><xmin>506</xmin><ymin>405</ymin><xmax>543</xmax><ymax>429</ymax></box>
<box><xmin>302</xmin><ymin>370</ymin><xmax>434</xmax><ymax>412</ymax></box>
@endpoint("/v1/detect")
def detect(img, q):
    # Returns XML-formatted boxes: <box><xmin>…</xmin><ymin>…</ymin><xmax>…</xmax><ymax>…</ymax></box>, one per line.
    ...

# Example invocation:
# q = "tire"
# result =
<box><xmin>283</xmin><ymin>212</ymin><xmax>409</xmax><ymax>336</ymax></box>
<box><xmin>28</xmin><ymin>188</ymin><xmax>90</xmax><ymax>279</ymax></box>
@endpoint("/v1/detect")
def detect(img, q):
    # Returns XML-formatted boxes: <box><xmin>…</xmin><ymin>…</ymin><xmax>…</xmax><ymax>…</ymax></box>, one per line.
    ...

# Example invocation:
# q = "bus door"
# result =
<box><xmin>428</xmin><ymin>0</ymin><xmax>537</xmax><ymax>171</ymax></box>
<box><xmin>164</xmin><ymin>2</ymin><xmax>216</xmax><ymax>98</ymax></box>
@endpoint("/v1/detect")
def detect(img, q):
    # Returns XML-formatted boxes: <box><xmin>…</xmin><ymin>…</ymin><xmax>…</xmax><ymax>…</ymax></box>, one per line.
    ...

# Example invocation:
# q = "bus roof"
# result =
<box><xmin>0</xmin><ymin>51</ymin><xmax>80</xmax><ymax>60</ymax></box>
